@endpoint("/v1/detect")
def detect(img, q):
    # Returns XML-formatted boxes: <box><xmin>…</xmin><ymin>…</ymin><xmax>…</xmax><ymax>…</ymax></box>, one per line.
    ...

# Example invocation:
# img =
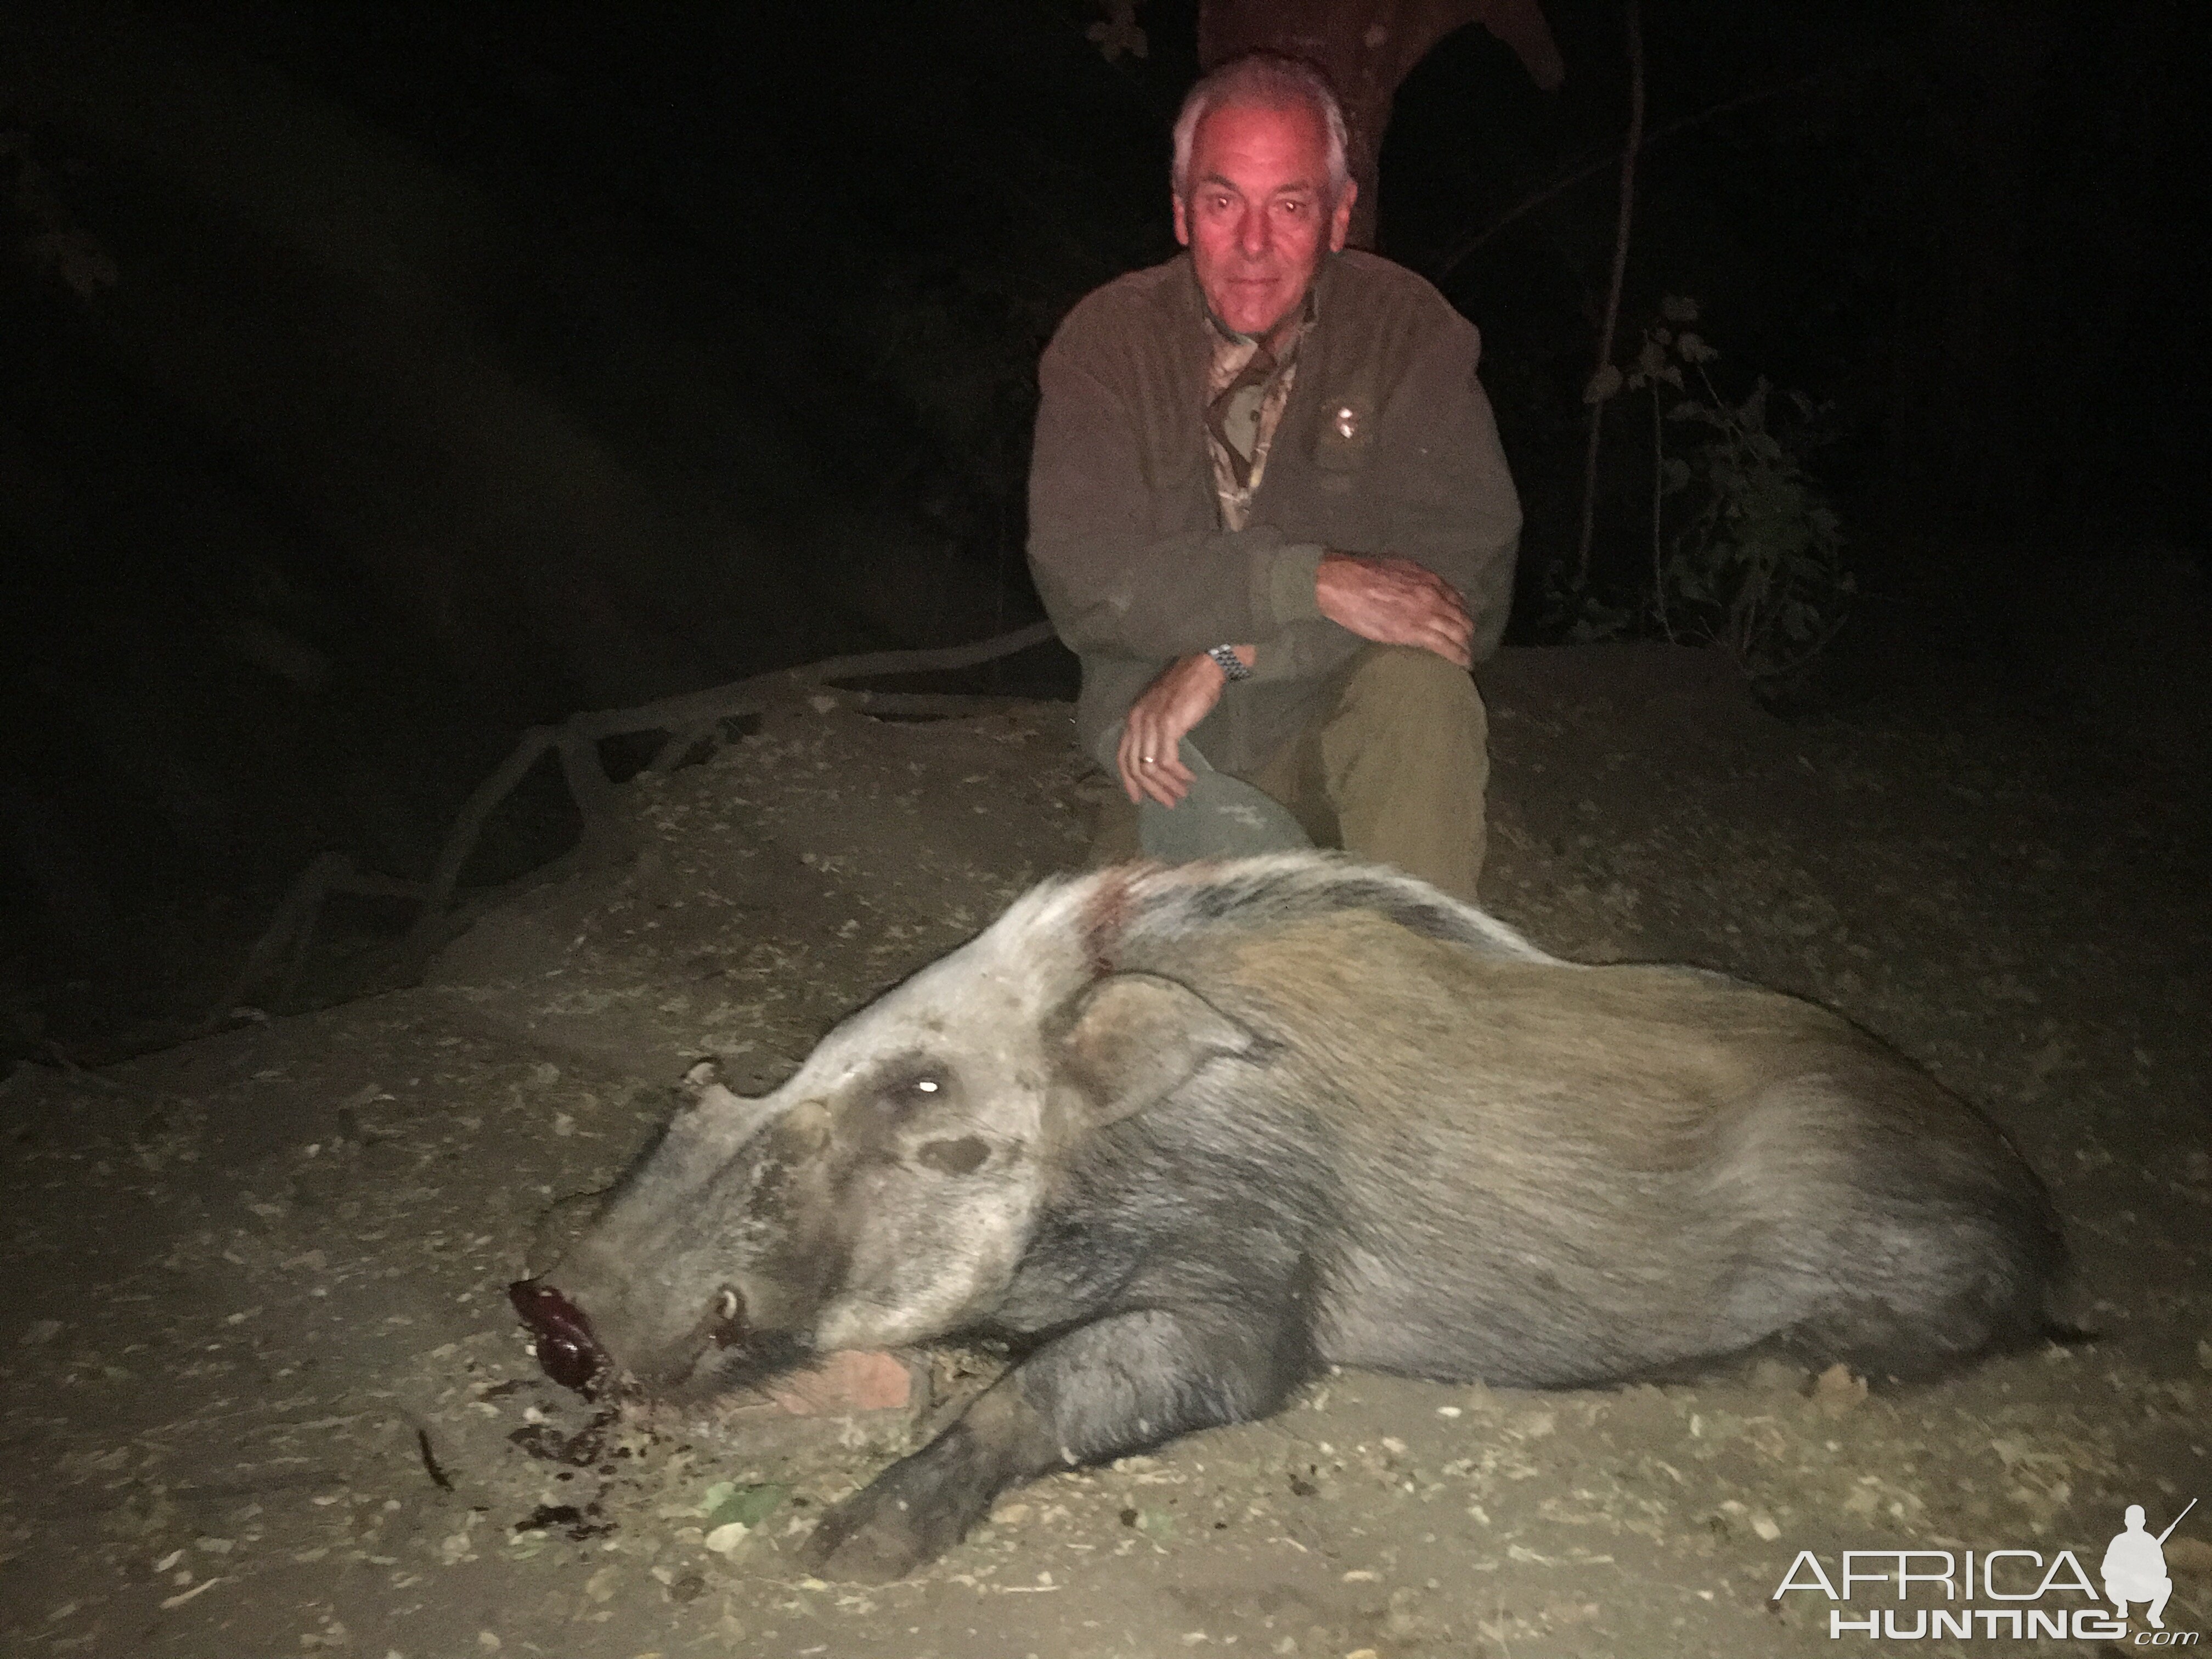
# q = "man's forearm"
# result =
<box><xmin>1314</xmin><ymin>551</ymin><xmax>1474</xmax><ymax>668</ymax></box>
<box><xmin>1355</xmin><ymin>325</ymin><xmax>1521</xmax><ymax>664</ymax></box>
<box><xmin>1029</xmin><ymin>517</ymin><xmax>1323</xmax><ymax>663</ymax></box>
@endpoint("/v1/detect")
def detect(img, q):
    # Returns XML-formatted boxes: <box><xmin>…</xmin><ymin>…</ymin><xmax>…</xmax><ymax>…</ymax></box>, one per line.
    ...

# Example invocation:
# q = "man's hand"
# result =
<box><xmin>1315</xmin><ymin>551</ymin><xmax>1474</xmax><ymax>669</ymax></box>
<box><xmin>1117</xmin><ymin>648</ymin><xmax>1250</xmax><ymax>808</ymax></box>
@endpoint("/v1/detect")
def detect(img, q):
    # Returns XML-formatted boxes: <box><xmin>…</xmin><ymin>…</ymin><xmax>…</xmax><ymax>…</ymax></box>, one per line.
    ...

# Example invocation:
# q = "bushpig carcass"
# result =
<box><xmin>511</xmin><ymin>853</ymin><xmax>2068</xmax><ymax>1581</ymax></box>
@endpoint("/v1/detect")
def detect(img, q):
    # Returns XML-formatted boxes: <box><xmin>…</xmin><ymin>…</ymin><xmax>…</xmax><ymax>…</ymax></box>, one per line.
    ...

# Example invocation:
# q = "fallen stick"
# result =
<box><xmin>199</xmin><ymin>852</ymin><xmax>425</xmax><ymax>1034</ymax></box>
<box><xmin>204</xmin><ymin>621</ymin><xmax>1060</xmax><ymax>1016</ymax></box>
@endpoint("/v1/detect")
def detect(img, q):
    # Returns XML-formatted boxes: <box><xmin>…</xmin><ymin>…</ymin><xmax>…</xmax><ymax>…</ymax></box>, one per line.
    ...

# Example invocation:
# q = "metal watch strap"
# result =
<box><xmin>1207</xmin><ymin>643</ymin><xmax>1251</xmax><ymax>682</ymax></box>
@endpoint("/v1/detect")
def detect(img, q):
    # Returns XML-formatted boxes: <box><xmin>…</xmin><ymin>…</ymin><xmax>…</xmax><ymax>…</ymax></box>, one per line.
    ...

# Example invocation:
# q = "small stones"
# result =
<box><xmin>1810</xmin><ymin>1364</ymin><xmax>1868</xmax><ymax>1416</ymax></box>
<box><xmin>511</xmin><ymin>1503</ymin><xmax>612</xmax><ymax>1542</ymax></box>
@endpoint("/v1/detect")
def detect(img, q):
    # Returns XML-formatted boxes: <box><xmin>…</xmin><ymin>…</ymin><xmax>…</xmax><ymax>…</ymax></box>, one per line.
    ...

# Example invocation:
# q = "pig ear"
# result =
<box><xmin>1053</xmin><ymin>971</ymin><xmax>1256</xmax><ymax>1130</ymax></box>
<box><xmin>673</xmin><ymin>1062</ymin><xmax>785</xmax><ymax>1152</ymax></box>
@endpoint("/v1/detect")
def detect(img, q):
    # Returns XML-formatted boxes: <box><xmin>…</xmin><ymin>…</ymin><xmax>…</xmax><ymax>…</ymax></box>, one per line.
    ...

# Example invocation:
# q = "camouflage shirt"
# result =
<box><xmin>1204</xmin><ymin>289</ymin><xmax>1313</xmax><ymax>533</ymax></box>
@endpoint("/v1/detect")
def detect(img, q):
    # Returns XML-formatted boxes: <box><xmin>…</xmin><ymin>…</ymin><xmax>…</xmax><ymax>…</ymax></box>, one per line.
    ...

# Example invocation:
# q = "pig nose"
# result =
<box><xmin>509</xmin><ymin>1278</ymin><xmax>607</xmax><ymax>1397</ymax></box>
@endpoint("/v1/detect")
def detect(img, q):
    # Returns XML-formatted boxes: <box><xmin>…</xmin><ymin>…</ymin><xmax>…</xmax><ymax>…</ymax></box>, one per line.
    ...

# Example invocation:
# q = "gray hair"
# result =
<box><xmin>1171</xmin><ymin>51</ymin><xmax>1351</xmax><ymax>204</ymax></box>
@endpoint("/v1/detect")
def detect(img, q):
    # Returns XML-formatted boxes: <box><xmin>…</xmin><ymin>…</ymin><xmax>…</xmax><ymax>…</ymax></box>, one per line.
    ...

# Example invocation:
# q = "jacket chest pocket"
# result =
<box><xmin>1309</xmin><ymin>393</ymin><xmax>1375</xmax><ymax>496</ymax></box>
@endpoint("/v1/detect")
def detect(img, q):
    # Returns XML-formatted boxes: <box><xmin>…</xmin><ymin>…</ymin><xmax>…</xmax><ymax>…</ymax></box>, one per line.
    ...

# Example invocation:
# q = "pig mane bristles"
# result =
<box><xmin>1077</xmin><ymin>864</ymin><xmax>1137</xmax><ymax>976</ymax></box>
<box><xmin>1013</xmin><ymin>853</ymin><xmax>1558</xmax><ymax>975</ymax></box>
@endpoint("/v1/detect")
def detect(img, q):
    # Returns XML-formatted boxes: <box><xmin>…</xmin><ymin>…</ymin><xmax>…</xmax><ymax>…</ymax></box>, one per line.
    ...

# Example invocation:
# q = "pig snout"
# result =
<box><xmin>510</xmin><ymin>1276</ymin><xmax>756</xmax><ymax>1397</ymax></box>
<box><xmin>509</xmin><ymin>1279</ymin><xmax>608</xmax><ymax>1396</ymax></box>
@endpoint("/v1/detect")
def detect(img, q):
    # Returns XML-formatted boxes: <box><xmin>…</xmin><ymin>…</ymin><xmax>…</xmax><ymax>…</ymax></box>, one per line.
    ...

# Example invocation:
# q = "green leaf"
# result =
<box><xmin>702</xmin><ymin>1484</ymin><xmax>787</xmax><ymax>1530</ymax></box>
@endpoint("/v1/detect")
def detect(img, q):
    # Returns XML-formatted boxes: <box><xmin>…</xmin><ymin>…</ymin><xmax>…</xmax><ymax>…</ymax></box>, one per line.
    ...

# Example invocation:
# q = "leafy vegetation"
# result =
<box><xmin>1567</xmin><ymin>298</ymin><xmax>1853</xmax><ymax>695</ymax></box>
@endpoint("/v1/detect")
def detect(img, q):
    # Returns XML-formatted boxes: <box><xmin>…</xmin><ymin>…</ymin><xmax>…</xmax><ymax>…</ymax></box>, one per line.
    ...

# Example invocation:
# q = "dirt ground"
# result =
<box><xmin>3</xmin><ymin>643</ymin><xmax>2207</xmax><ymax>1658</ymax></box>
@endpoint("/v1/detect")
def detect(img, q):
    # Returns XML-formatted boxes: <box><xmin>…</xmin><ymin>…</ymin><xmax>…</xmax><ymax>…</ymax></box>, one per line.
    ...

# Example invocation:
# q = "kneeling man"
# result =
<box><xmin>1028</xmin><ymin>50</ymin><xmax>1522</xmax><ymax>900</ymax></box>
<box><xmin>2102</xmin><ymin>1505</ymin><xmax>2175</xmax><ymax>1629</ymax></box>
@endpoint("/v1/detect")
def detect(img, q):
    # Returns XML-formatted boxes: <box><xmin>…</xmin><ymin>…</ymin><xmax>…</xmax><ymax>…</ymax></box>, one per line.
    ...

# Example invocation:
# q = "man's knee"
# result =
<box><xmin>1329</xmin><ymin>645</ymin><xmax>1487</xmax><ymax>761</ymax></box>
<box><xmin>1346</xmin><ymin>642</ymin><xmax>1477</xmax><ymax>702</ymax></box>
<box><xmin>1319</xmin><ymin>645</ymin><xmax>1491</xmax><ymax>902</ymax></box>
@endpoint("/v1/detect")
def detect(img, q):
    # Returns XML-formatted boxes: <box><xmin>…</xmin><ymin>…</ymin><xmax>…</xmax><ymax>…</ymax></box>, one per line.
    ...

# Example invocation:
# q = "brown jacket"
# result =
<box><xmin>1027</xmin><ymin>249</ymin><xmax>1522</xmax><ymax>774</ymax></box>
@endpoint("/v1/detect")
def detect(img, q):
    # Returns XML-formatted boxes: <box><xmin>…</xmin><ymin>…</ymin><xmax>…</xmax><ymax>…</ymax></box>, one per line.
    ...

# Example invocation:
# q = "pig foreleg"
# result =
<box><xmin>803</xmin><ymin>1305</ymin><xmax>1307</xmax><ymax>1581</ymax></box>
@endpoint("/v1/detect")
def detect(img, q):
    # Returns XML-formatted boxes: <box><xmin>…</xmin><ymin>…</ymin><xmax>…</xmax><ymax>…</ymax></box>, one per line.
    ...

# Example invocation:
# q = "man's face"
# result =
<box><xmin>1174</xmin><ymin>98</ymin><xmax>1355</xmax><ymax>341</ymax></box>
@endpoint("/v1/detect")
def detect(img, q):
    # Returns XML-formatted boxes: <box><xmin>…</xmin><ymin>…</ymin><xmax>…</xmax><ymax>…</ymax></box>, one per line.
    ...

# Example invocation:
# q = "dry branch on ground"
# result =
<box><xmin>208</xmin><ymin>622</ymin><xmax>1058</xmax><ymax>1023</ymax></box>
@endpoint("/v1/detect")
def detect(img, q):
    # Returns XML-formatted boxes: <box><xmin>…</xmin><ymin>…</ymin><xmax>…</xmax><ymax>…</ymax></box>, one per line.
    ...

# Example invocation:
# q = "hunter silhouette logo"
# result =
<box><xmin>2104</xmin><ymin>1499</ymin><xmax>2194</xmax><ymax>1632</ymax></box>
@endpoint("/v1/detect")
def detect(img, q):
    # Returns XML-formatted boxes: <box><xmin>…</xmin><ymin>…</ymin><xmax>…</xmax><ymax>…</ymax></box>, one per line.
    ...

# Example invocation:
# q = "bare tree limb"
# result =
<box><xmin>207</xmin><ymin>622</ymin><xmax>1063</xmax><ymax>1014</ymax></box>
<box><xmin>1428</xmin><ymin>74</ymin><xmax>1820</xmax><ymax>287</ymax></box>
<box><xmin>200</xmin><ymin>851</ymin><xmax>425</xmax><ymax>1031</ymax></box>
<box><xmin>556</xmin><ymin>727</ymin><xmax>636</xmax><ymax>872</ymax></box>
<box><xmin>1572</xmin><ymin>0</ymin><xmax>1645</xmax><ymax>595</ymax></box>
<box><xmin>648</xmin><ymin>723</ymin><xmax>722</xmax><ymax>774</ymax></box>
<box><xmin>389</xmin><ymin>621</ymin><xmax>1059</xmax><ymax>979</ymax></box>
<box><xmin>394</xmin><ymin>726</ymin><xmax>561</xmax><ymax>972</ymax></box>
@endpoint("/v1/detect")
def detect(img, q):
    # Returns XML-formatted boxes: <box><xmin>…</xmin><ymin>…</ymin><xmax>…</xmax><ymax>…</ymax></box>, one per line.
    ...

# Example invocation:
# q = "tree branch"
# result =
<box><xmin>1429</xmin><ymin>73</ymin><xmax>1821</xmax><ymax>288</ymax></box>
<box><xmin>204</xmin><ymin>622</ymin><xmax>1065</xmax><ymax>1020</ymax></box>
<box><xmin>200</xmin><ymin>851</ymin><xmax>426</xmax><ymax>1031</ymax></box>
<box><xmin>391</xmin><ymin>621</ymin><xmax>1059</xmax><ymax>979</ymax></box>
<box><xmin>1572</xmin><ymin>0</ymin><xmax>1645</xmax><ymax>593</ymax></box>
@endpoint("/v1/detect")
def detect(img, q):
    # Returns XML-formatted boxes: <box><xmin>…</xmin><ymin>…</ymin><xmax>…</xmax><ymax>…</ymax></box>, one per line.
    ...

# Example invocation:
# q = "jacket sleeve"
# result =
<box><xmin>1025</xmin><ymin>313</ymin><xmax>1326</xmax><ymax>664</ymax></box>
<box><xmin>1366</xmin><ymin>310</ymin><xmax>1523</xmax><ymax>663</ymax></box>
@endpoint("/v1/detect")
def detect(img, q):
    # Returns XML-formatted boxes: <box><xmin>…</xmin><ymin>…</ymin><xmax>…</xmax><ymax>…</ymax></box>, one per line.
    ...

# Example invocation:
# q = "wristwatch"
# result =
<box><xmin>1207</xmin><ymin>644</ymin><xmax>1251</xmax><ymax>682</ymax></box>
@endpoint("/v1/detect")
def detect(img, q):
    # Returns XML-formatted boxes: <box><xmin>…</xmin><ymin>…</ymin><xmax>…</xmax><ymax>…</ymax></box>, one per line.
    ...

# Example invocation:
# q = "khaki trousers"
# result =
<box><xmin>1089</xmin><ymin>644</ymin><xmax>1489</xmax><ymax>901</ymax></box>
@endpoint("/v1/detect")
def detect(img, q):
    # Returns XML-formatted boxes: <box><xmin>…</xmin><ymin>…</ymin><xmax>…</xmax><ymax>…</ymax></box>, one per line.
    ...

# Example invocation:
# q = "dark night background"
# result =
<box><xmin>2</xmin><ymin>0</ymin><xmax>2207</xmax><ymax>1050</ymax></box>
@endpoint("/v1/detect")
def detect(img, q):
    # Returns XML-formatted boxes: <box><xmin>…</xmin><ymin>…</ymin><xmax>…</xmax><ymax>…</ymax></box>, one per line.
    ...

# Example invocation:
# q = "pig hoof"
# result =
<box><xmin>802</xmin><ymin>1489</ymin><xmax>955</xmax><ymax>1582</ymax></box>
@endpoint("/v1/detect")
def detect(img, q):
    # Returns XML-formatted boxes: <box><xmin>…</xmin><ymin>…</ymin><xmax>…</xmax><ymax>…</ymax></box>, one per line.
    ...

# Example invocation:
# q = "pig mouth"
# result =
<box><xmin>653</xmin><ymin>1283</ymin><xmax>819</xmax><ymax>1400</ymax></box>
<box><xmin>509</xmin><ymin>1277</ymin><xmax>816</xmax><ymax>1402</ymax></box>
<box><xmin>690</xmin><ymin>1325</ymin><xmax>816</xmax><ymax>1396</ymax></box>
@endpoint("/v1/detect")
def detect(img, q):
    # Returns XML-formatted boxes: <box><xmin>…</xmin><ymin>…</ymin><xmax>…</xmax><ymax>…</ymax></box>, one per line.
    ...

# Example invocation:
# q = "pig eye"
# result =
<box><xmin>874</xmin><ymin>1068</ymin><xmax>950</xmax><ymax>1115</ymax></box>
